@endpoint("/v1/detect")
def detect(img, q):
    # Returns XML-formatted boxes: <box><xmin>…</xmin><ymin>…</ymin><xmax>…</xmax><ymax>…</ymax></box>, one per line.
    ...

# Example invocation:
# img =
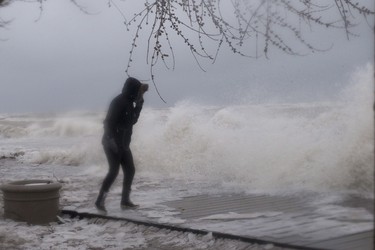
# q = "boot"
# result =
<box><xmin>95</xmin><ymin>190</ymin><xmax>108</xmax><ymax>212</ymax></box>
<box><xmin>121</xmin><ymin>189</ymin><xmax>138</xmax><ymax>209</ymax></box>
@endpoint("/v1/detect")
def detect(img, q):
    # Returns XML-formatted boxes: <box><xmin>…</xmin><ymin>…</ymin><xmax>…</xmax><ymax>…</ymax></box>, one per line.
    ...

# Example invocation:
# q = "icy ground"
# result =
<box><xmin>0</xmin><ymin>158</ymin><xmax>288</xmax><ymax>250</ymax></box>
<box><xmin>0</xmin><ymin>216</ymin><xmax>280</xmax><ymax>250</ymax></box>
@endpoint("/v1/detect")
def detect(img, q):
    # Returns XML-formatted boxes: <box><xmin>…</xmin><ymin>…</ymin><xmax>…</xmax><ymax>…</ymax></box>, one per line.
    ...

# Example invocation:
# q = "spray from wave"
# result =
<box><xmin>132</xmin><ymin>64</ymin><xmax>374</xmax><ymax>195</ymax></box>
<box><xmin>0</xmin><ymin>113</ymin><xmax>105</xmax><ymax>166</ymax></box>
<box><xmin>0</xmin><ymin>64</ymin><xmax>373</xmax><ymax>196</ymax></box>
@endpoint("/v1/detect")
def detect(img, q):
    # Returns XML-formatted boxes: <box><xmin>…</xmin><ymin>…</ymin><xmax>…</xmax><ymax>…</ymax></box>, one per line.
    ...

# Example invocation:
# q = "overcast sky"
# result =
<box><xmin>0</xmin><ymin>0</ymin><xmax>373</xmax><ymax>113</ymax></box>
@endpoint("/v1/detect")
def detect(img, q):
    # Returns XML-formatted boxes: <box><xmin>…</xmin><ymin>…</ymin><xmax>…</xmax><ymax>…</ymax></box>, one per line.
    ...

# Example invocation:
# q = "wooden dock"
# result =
<box><xmin>66</xmin><ymin>192</ymin><xmax>374</xmax><ymax>250</ymax></box>
<box><xmin>1</xmin><ymin>159</ymin><xmax>372</xmax><ymax>249</ymax></box>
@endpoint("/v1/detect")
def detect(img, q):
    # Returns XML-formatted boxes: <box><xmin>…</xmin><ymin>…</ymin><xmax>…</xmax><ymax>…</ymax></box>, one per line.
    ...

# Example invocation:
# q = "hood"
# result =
<box><xmin>122</xmin><ymin>77</ymin><xmax>142</xmax><ymax>101</ymax></box>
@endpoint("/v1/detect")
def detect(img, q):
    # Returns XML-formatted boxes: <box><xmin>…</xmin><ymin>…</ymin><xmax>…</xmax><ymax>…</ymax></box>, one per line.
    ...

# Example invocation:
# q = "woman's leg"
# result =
<box><xmin>101</xmin><ymin>147</ymin><xmax>121</xmax><ymax>192</ymax></box>
<box><xmin>95</xmin><ymin>147</ymin><xmax>120</xmax><ymax>211</ymax></box>
<box><xmin>120</xmin><ymin>149</ymin><xmax>136</xmax><ymax>207</ymax></box>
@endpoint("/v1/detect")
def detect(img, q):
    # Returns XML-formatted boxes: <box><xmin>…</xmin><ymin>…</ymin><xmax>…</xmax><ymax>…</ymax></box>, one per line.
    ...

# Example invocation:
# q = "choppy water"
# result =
<box><xmin>0</xmin><ymin>65</ymin><xmax>373</xmax><ymax>197</ymax></box>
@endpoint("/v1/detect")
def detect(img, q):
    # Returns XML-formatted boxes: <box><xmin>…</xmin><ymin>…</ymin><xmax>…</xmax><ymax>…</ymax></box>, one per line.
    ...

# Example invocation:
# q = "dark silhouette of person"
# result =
<box><xmin>95</xmin><ymin>77</ymin><xmax>148</xmax><ymax>212</ymax></box>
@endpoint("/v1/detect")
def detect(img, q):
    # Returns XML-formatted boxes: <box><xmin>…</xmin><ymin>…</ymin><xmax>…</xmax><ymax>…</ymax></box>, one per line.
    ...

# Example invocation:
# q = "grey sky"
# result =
<box><xmin>0</xmin><ymin>0</ymin><xmax>373</xmax><ymax>113</ymax></box>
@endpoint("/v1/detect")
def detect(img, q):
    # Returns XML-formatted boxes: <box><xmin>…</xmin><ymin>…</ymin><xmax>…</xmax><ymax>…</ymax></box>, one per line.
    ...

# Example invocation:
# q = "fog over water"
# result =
<box><xmin>0</xmin><ymin>3</ymin><xmax>374</xmax><ymax>249</ymax></box>
<box><xmin>0</xmin><ymin>0</ymin><xmax>373</xmax><ymax>113</ymax></box>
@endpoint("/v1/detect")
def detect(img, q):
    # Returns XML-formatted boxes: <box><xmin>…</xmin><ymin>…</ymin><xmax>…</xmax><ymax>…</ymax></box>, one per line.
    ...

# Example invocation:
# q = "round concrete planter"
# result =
<box><xmin>1</xmin><ymin>180</ymin><xmax>62</xmax><ymax>225</ymax></box>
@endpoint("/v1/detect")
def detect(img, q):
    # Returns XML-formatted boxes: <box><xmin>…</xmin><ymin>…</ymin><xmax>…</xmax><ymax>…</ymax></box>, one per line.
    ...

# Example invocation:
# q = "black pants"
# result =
<box><xmin>100</xmin><ymin>146</ymin><xmax>135</xmax><ymax>194</ymax></box>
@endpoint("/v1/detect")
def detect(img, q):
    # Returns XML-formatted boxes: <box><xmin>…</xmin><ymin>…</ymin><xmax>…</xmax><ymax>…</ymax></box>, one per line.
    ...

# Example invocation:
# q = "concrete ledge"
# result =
<box><xmin>61</xmin><ymin>209</ymin><xmax>322</xmax><ymax>250</ymax></box>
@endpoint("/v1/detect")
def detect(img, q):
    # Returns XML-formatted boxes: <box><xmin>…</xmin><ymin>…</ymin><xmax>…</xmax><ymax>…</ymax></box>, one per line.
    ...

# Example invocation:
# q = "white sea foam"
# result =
<box><xmin>135</xmin><ymin>64</ymin><xmax>374</xmax><ymax>195</ymax></box>
<box><xmin>0</xmin><ymin>64</ymin><xmax>373</xmax><ymax>196</ymax></box>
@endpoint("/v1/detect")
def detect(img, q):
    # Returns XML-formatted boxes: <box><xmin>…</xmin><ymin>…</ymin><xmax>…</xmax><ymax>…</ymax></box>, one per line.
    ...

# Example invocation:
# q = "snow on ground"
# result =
<box><xmin>0</xmin><ymin>158</ymin><xmax>288</xmax><ymax>250</ymax></box>
<box><xmin>0</xmin><ymin>216</ymin><xmax>283</xmax><ymax>250</ymax></box>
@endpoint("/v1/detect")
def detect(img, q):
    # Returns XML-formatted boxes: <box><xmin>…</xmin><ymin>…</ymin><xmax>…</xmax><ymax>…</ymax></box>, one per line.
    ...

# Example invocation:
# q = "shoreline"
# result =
<box><xmin>0</xmin><ymin>158</ymin><xmax>373</xmax><ymax>249</ymax></box>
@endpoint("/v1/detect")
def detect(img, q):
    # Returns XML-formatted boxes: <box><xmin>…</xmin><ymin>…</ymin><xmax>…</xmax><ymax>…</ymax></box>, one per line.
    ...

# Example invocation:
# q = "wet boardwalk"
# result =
<box><xmin>64</xmin><ymin>192</ymin><xmax>374</xmax><ymax>250</ymax></box>
<box><xmin>1</xmin><ymin>160</ymin><xmax>373</xmax><ymax>249</ymax></box>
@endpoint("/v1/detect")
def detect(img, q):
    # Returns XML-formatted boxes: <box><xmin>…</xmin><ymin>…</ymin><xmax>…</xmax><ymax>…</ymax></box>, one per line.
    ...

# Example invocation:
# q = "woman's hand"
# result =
<box><xmin>135</xmin><ymin>83</ymin><xmax>149</xmax><ymax>106</ymax></box>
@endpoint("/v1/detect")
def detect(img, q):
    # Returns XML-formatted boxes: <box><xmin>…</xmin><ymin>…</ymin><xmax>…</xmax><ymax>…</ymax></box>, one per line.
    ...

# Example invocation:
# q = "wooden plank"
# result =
<box><xmin>307</xmin><ymin>231</ymin><xmax>374</xmax><ymax>249</ymax></box>
<box><xmin>164</xmin><ymin>195</ymin><xmax>311</xmax><ymax>220</ymax></box>
<box><xmin>330</xmin><ymin>238</ymin><xmax>373</xmax><ymax>250</ymax></box>
<box><xmin>166</xmin><ymin>194</ymin><xmax>303</xmax><ymax>208</ymax></box>
<box><xmin>175</xmin><ymin>202</ymin><xmax>296</xmax><ymax>215</ymax></box>
<box><xmin>162</xmin><ymin>193</ymin><xmax>373</xmax><ymax>250</ymax></box>
<box><xmin>62</xmin><ymin>209</ymin><xmax>322</xmax><ymax>250</ymax></box>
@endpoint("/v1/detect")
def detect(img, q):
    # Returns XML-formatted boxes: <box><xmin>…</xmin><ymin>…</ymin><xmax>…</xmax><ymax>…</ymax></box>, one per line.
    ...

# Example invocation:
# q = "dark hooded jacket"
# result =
<box><xmin>103</xmin><ymin>77</ymin><xmax>143</xmax><ymax>150</ymax></box>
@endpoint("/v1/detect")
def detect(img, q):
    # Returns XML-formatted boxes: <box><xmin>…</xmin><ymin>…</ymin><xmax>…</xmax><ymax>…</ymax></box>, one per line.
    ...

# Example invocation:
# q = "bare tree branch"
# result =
<box><xmin>0</xmin><ymin>0</ymin><xmax>374</xmax><ymax>102</ymax></box>
<box><xmin>115</xmin><ymin>0</ymin><xmax>372</xmax><ymax>102</ymax></box>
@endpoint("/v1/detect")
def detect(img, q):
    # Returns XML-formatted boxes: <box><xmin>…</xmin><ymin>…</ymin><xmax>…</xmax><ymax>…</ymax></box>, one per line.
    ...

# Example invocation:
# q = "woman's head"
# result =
<box><xmin>122</xmin><ymin>77</ymin><xmax>142</xmax><ymax>101</ymax></box>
